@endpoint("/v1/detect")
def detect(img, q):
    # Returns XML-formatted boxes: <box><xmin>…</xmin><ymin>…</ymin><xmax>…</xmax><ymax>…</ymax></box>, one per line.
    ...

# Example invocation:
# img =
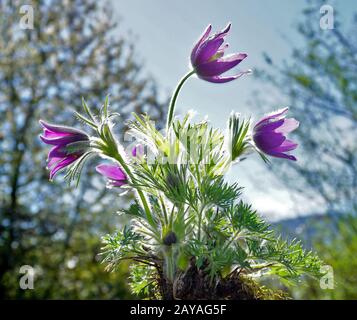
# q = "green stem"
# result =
<box><xmin>166</xmin><ymin>70</ymin><xmax>195</xmax><ymax>131</ymax></box>
<box><xmin>115</xmin><ymin>154</ymin><xmax>155</xmax><ymax>227</ymax></box>
<box><xmin>103</xmin><ymin>126</ymin><xmax>155</xmax><ymax>228</ymax></box>
<box><xmin>159</xmin><ymin>195</ymin><xmax>169</xmax><ymax>226</ymax></box>
<box><xmin>197</xmin><ymin>205</ymin><xmax>205</xmax><ymax>242</ymax></box>
<box><xmin>164</xmin><ymin>247</ymin><xmax>175</xmax><ymax>282</ymax></box>
<box><xmin>223</xmin><ymin>230</ymin><xmax>242</xmax><ymax>252</ymax></box>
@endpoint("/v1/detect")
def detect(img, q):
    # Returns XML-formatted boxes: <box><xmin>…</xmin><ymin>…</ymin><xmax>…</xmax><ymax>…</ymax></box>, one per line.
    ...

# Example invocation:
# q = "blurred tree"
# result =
<box><xmin>256</xmin><ymin>0</ymin><xmax>357</xmax><ymax>215</ymax></box>
<box><xmin>0</xmin><ymin>0</ymin><xmax>166</xmax><ymax>298</ymax></box>
<box><xmin>254</xmin><ymin>0</ymin><xmax>357</xmax><ymax>299</ymax></box>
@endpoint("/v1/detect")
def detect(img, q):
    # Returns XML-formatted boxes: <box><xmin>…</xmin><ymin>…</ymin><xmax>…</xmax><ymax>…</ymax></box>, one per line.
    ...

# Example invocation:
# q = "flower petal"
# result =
<box><xmin>196</xmin><ymin>53</ymin><xmax>247</xmax><ymax>77</ymax></box>
<box><xmin>275</xmin><ymin>118</ymin><xmax>299</xmax><ymax>134</ymax></box>
<box><xmin>194</xmin><ymin>23</ymin><xmax>231</xmax><ymax>65</ymax></box>
<box><xmin>217</xmin><ymin>43</ymin><xmax>229</xmax><ymax>54</ymax></box>
<box><xmin>43</xmin><ymin>128</ymin><xmax>72</xmax><ymax>139</ymax></box>
<box><xmin>39</xmin><ymin>120</ymin><xmax>88</xmax><ymax>136</ymax></box>
<box><xmin>199</xmin><ymin>70</ymin><xmax>251</xmax><ymax>83</ymax></box>
<box><xmin>253</xmin><ymin>108</ymin><xmax>299</xmax><ymax>161</ymax></box>
<box><xmin>254</xmin><ymin>107</ymin><xmax>289</xmax><ymax>128</ymax></box>
<box><xmin>191</xmin><ymin>24</ymin><xmax>212</xmax><ymax>64</ymax></box>
<box><xmin>40</xmin><ymin>134</ymin><xmax>87</xmax><ymax>146</ymax></box>
<box><xmin>254</xmin><ymin>119</ymin><xmax>285</xmax><ymax>134</ymax></box>
<box><xmin>211</xmin><ymin>22</ymin><xmax>231</xmax><ymax>41</ymax></box>
<box><xmin>49</xmin><ymin>155</ymin><xmax>78</xmax><ymax>179</ymax></box>
<box><xmin>96</xmin><ymin>164</ymin><xmax>127</xmax><ymax>181</ymax></box>
<box><xmin>273</xmin><ymin>139</ymin><xmax>298</xmax><ymax>152</ymax></box>
<box><xmin>253</xmin><ymin>132</ymin><xmax>286</xmax><ymax>151</ymax></box>
<box><xmin>265</xmin><ymin>151</ymin><xmax>297</xmax><ymax>161</ymax></box>
<box><xmin>47</xmin><ymin>156</ymin><xmax>64</xmax><ymax>169</ymax></box>
<box><xmin>48</xmin><ymin>145</ymin><xmax>67</xmax><ymax>162</ymax></box>
<box><xmin>194</xmin><ymin>37</ymin><xmax>224</xmax><ymax>66</ymax></box>
<box><xmin>211</xmin><ymin>43</ymin><xmax>230</xmax><ymax>60</ymax></box>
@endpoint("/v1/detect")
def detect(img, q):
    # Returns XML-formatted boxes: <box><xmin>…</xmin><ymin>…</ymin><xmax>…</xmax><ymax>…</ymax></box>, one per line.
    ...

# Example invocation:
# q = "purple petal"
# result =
<box><xmin>193</xmin><ymin>23</ymin><xmax>231</xmax><ymax>65</ymax></box>
<box><xmin>47</xmin><ymin>146</ymin><xmax>67</xmax><ymax>168</ymax></box>
<box><xmin>217</xmin><ymin>43</ymin><xmax>229</xmax><ymax>52</ymax></box>
<box><xmin>39</xmin><ymin>120</ymin><xmax>87</xmax><ymax>136</ymax></box>
<box><xmin>196</xmin><ymin>53</ymin><xmax>247</xmax><ymax>77</ymax></box>
<box><xmin>253</xmin><ymin>108</ymin><xmax>299</xmax><ymax>161</ymax></box>
<box><xmin>48</xmin><ymin>145</ymin><xmax>67</xmax><ymax>158</ymax></box>
<box><xmin>43</xmin><ymin>128</ymin><xmax>72</xmax><ymax>139</ymax></box>
<box><xmin>47</xmin><ymin>156</ymin><xmax>64</xmax><ymax>169</ymax></box>
<box><xmin>191</xmin><ymin>24</ymin><xmax>212</xmax><ymax>64</ymax></box>
<box><xmin>96</xmin><ymin>164</ymin><xmax>127</xmax><ymax>181</ymax></box>
<box><xmin>213</xmin><ymin>43</ymin><xmax>230</xmax><ymax>60</ymax></box>
<box><xmin>40</xmin><ymin>134</ymin><xmax>87</xmax><ymax>146</ymax></box>
<box><xmin>253</xmin><ymin>132</ymin><xmax>286</xmax><ymax>151</ymax></box>
<box><xmin>254</xmin><ymin>119</ymin><xmax>285</xmax><ymax>134</ymax></box>
<box><xmin>275</xmin><ymin>118</ymin><xmax>299</xmax><ymax>134</ymax></box>
<box><xmin>199</xmin><ymin>70</ymin><xmax>251</xmax><ymax>83</ymax></box>
<box><xmin>273</xmin><ymin>139</ymin><xmax>298</xmax><ymax>152</ymax></box>
<box><xmin>265</xmin><ymin>151</ymin><xmax>297</xmax><ymax>161</ymax></box>
<box><xmin>254</xmin><ymin>108</ymin><xmax>289</xmax><ymax>128</ymax></box>
<box><xmin>194</xmin><ymin>37</ymin><xmax>224</xmax><ymax>66</ymax></box>
<box><xmin>213</xmin><ymin>22</ymin><xmax>231</xmax><ymax>40</ymax></box>
<box><xmin>49</xmin><ymin>155</ymin><xmax>78</xmax><ymax>179</ymax></box>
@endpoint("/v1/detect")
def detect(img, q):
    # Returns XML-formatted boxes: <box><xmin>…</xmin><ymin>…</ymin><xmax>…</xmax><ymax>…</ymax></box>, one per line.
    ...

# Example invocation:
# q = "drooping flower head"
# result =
<box><xmin>253</xmin><ymin>108</ymin><xmax>299</xmax><ymax>161</ymax></box>
<box><xmin>96</xmin><ymin>164</ymin><xmax>128</xmax><ymax>187</ymax></box>
<box><xmin>191</xmin><ymin>23</ymin><xmax>250</xmax><ymax>83</ymax></box>
<box><xmin>39</xmin><ymin>120</ymin><xmax>90</xmax><ymax>179</ymax></box>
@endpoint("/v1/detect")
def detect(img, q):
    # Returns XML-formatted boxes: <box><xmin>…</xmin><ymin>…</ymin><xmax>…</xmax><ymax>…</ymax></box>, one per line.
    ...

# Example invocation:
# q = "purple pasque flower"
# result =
<box><xmin>39</xmin><ymin>120</ymin><xmax>90</xmax><ymax>179</ymax></box>
<box><xmin>96</xmin><ymin>164</ymin><xmax>128</xmax><ymax>187</ymax></box>
<box><xmin>253</xmin><ymin>108</ymin><xmax>299</xmax><ymax>161</ymax></box>
<box><xmin>132</xmin><ymin>144</ymin><xmax>144</xmax><ymax>158</ymax></box>
<box><xmin>191</xmin><ymin>23</ymin><xmax>250</xmax><ymax>83</ymax></box>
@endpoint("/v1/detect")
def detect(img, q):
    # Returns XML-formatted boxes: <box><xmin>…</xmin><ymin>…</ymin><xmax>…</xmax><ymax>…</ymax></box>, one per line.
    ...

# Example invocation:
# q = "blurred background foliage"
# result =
<box><xmin>295</xmin><ymin>214</ymin><xmax>357</xmax><ymax>299</ymax></box>
<box><xmin>0</xmin><ymin>0</ymin><xmax>166</xmax><ymax>299</ymax></box>
<box><xmin>0</xmin><ymin>0</ymin><xmax>356</xmax><ymax>299</ymax></box>
<box><xmin>257</xmin><ymin>0</ymin><xmax>357</xmax><ymax>299</ymax></box>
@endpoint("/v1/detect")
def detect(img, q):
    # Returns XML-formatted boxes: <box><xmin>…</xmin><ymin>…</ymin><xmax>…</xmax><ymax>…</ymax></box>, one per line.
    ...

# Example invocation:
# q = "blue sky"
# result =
<box><xmin>110</xmin><ymin>0</ymin><xmax>355</xmax><ymax>220</ymax></box>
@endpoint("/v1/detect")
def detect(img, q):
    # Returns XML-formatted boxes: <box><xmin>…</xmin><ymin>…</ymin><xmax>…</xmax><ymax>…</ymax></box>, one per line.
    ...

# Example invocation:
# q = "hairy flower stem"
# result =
<box><xmin>164</xmin><ymin>247</ymin><xmax>175</xmax><ymax>283</ymax></box>
<box><xmin>166</xmin><ymin>70</ymin><xmax>195</xmax><ymax>131</ymax></box>
<box><xmin>197</xmin><ymin>206</ymin><xmax>205</xmax><ymax>241</ymax></box>
<box><xmin>115</xmin><ymin>155</ymin><xmax>155</xmax><ymax>227</ymax></box>
<box><xmin>101</xmin><ymin>125</ymin><xmax>155</xmax><ymax>228</ymax></box>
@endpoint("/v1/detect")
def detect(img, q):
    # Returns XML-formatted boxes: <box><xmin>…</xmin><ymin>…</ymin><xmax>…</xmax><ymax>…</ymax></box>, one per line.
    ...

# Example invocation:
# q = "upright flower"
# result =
<box><xmin>96</xmin><ymin>164</ymin><xmax>128</xmax><ymax>187</ymax></box>
<box><xmin>167</xmin><ymin>22</ymin><xmax>251</xmax><ymax>129</ymax></box>
<box><xmin>190</xmin><ymin>23</ymin><xmax>250</xmax><ymax>83</ymax></box>
<box><xmin>253</xmin><ymin>108</ymin><xmax>299</xmax><ymax>161</ymax></box>
<box><xmin>39</xmin><ymin>120</ymin><xmax>90</xmax><ymax>179</ymax></box>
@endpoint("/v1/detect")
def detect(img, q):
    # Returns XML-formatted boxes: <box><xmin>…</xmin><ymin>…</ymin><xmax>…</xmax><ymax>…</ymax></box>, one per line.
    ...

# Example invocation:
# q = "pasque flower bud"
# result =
<box><xmin>163</xmin><ymin>231</ymin><xmax>178</xmax><ymax>246</ymax></box>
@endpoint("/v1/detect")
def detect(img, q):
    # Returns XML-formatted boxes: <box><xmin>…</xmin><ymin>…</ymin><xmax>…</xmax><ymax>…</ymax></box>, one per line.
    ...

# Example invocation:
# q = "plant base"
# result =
<box><xmin>157</xmin><ymin>258</ymin><xmax>287</xmax><ymax>300</ymax></box>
